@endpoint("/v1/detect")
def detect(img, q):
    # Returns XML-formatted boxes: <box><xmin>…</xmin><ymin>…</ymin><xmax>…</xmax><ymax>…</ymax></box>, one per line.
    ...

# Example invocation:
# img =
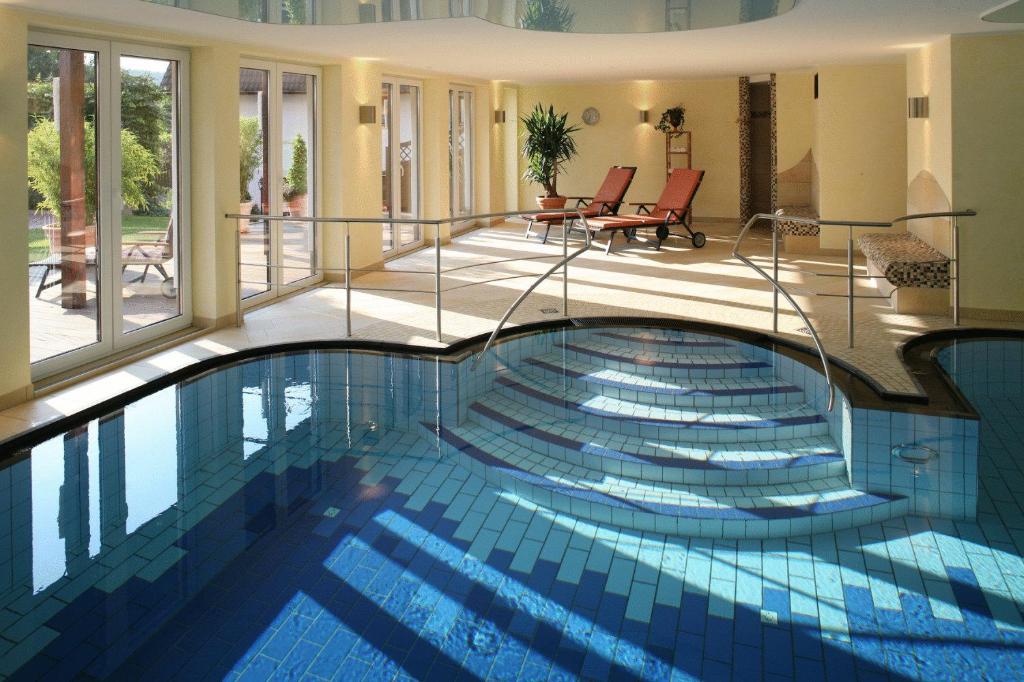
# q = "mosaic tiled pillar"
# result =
<box><xmin>769</xmin><ymin>73</ymin><xmax>779</xmax><ymax>213</ymax></box>
<box><xmin>738</xmin><ymin>77</ymin><xmax>752</xmax><ymax>225</ymax></box>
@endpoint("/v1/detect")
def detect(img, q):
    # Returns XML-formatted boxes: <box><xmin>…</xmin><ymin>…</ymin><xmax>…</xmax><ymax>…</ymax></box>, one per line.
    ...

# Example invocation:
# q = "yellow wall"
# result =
<box><xmin>776</xmin><ymin>71</ymin><xmax>815</xmax><ymax>172</ymax></box>
<box><xmin>516</xmin><ymin>78</ymin><xmax>741</xmax><ymax>220</ymax></box>
<box><xmin>950</xmin><ymin>32</ymin><xmax>1024</xmax><ymax>315</ymax></box>
<box><xmin>0</xmin><ymin>9</ymin><xmax>30</xmax><ymax>408</ymax></box>
<box><xmin>190</xmin><ymin>46</ymin><xmax>241</xmax><ymax>326</ymax></box>
<box><xmin>814</xmin><ymin>63</ymin><xmax>908</xmax><ymax>248</ymax></box>
<box><xmin>905</xmin><ymin>38</ymin><xmax>954</xmax><ymax>255</ymax></box>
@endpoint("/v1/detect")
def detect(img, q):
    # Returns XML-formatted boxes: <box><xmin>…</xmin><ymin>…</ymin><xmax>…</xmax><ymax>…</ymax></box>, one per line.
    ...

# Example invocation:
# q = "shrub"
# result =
<box><xmin>239</xmin><ymin>116</ymin><xmax>263</xmax><ymax>202</ymax></box>
<box><xmin>283</xmin><ymin>133</ymin><xmax>308</xmax><ymax>201</ymax></box>
<box><xmin>27</xmin><ymin>119</ymin><xmax>158</xmax><ymax>224</ymax></box>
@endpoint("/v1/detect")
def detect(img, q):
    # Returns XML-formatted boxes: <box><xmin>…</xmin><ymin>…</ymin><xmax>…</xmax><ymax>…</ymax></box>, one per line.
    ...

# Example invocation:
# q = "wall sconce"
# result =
<box><xmin>639</xmin><ymin>110</ymin><xmax>650</xmax><ymax>124</ymax></box>
<box><xmin>494</xmin><ymin>110</ymin><xmax>507</xmax><ymax>124</ymax></box>
<box><xmin>908</xmin><ymin>96</ymin><xmax>929</xmax><ymax>119</ymax></box>
<box><xmin>359</xmin><ymin>105</ymin><xmax>377</xmax><ymax>124</ymax></box>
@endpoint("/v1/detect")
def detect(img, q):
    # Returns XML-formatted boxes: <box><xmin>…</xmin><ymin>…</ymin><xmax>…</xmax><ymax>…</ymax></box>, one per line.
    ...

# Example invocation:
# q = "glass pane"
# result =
<box><xmin>27</xmin><ymin>45</ymin><xmax>101</xmax><ymax>363</ymax></box>
<box><xmin>381</xmin><ymin>82</ymin><xmax>394</xmax><ymax>253</ymax></box>
<box><xmin>281</xmin><ymin>72</ymin><xmax>316</xmax><ymax>285</ymax></box>
<box><xmin>120</xmin><ymin>55</ymin><xmax>182</xmax><ymax>333</ymax></box>
<box><xmin>399</xmin><ymin>84</ymin><xmax>420</xmax><ymax>246</ymax></box>
<box><xmin>239</xmin><ymin>67</ymin><xmax>271</xmax><ymax>299</ymax></box>
<box><xmin>450</xmin><ymin>89</ymin><xmax>472</xmax><ymax>218</ymax></box>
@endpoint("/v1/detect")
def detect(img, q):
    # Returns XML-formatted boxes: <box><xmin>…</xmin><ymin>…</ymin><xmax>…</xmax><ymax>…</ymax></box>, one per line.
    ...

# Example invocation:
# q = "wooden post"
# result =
<box><xmin>58</xmin><ymin>50</ymin><xmax>88</xmax><ymax>310</ymax></box>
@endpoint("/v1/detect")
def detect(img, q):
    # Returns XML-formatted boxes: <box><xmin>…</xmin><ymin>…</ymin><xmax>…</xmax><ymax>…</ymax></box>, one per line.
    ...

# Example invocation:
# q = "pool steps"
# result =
<box><xmin>436</xmin><ymin>329</ymin><xmax>907</xmax><ymax>538</ymax></box>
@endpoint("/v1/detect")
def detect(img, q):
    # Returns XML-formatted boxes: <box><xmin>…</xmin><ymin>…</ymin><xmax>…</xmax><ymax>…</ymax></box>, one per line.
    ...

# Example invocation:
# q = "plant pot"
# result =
<box><xmin>536</xmin><ymin>195</ymin><xmax>567</xmax><ymax>210</ymax></box>
<box><xmin>239</xmin><ymin>201</ymin><xmax>253</xmax><ymax>234</ymax></box>
<box><xmin>286</xmin><ymin>194</ymin><xmax>308</xmax><ymax>217</ymax></box>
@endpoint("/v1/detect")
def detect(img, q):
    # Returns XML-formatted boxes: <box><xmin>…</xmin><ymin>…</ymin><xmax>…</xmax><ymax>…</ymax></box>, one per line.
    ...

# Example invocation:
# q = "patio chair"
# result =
<box><xmin>121</xmin><ymin>221</ymin><xmax>174</xmax><ymax>285</ymax></box>
<box><xmin>579</xmin><ymin>168</ymin><xmax>706</xmax><ymax>254</ymax></box>
<box><xmin>523</xmin><ymin>166</ymin><xmax>637</xmax><ymax>244</ymax></box>
<box><xmin>30</xmin><ymin>225</ymin><xmax>96</xmax><ymax>298</ymax></box>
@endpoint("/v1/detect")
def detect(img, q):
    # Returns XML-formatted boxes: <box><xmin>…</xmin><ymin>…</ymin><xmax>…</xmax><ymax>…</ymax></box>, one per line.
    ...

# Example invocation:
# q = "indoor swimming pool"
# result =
<box><xmin>0</xmin><ymin>324</ymin><xmax>1022</xmax><ymax>680</ymax></box>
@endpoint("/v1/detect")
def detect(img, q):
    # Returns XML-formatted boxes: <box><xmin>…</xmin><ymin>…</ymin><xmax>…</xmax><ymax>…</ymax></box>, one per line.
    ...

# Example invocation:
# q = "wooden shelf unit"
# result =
<box><xmin>665</xmin><ymin>130</ymin><xmax>692</xmax><ymax>179</ymax></box>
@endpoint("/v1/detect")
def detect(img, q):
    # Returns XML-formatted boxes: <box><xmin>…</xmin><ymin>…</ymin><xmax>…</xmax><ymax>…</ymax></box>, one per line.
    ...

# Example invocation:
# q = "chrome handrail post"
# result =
<box><xmin>563</xmin><ymin>215</ymin><xmax>569</xmax><ymax>317</ymax></box>
<box><xmin>847</xmin><ymin>224</ymin><xmax>855</xmax><ymax>348</ymax></box>
<box><xmin>344</xmin><ymin>222</ymin><xmax>352</xmax><ymax>338</ymax></box>
<box><xmin>772</xmin><ymin>210</ymin><xmax>781</xmax><ymax>333</ymax></box>
<box><xmin>235</xmin><ymin>224</ymin><xmax>242</xmax><ymax>327</ymax></box>
<box><xmin>472</xmin><ymin>209</ymin><xmax>593</xmax><ymax>368</ymax></box>
<box><xmin>952</xmin><ymin>213</ymin><xmax>960</xmax><ymax>327</ymax></box>
<box><xmin>733</xmin><ymin>213</ymin><xmax>835</xmax><ymax>411</ymax></box>
<box><xmin>435</xmin><ymin>221</ymin><xmax>443</xmax><ymax>342</ymax></box>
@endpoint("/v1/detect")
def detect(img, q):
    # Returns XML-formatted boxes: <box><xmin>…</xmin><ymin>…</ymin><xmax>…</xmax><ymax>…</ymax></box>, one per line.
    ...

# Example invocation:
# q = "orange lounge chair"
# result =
<box><xmin>580</xmin><ymin>168</ymin><xmax>706</xmax><ymax>254</ymax></box>
<box><xmin>523</xmin><ymin>166</ymin><xmax>637</xmax><ymax>244</ymax></box>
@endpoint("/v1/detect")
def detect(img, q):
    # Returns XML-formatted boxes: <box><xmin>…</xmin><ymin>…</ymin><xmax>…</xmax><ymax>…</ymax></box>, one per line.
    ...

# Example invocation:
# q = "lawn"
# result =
<box><xmin>28</xmin><ymin>215</ymin><xmax>169</xmax><ymax>263</ymax></box>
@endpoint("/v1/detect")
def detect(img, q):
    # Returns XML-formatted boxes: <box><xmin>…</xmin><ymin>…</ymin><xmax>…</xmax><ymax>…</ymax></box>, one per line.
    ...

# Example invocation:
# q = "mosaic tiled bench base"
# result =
<box><xmin>859</xmin><ymin>232</ymin><xmax>951</xmax><ymax>315</ymax></box>
<box><xmin>776</xmin><ymin>206</ymin><xmax>821</xmax><ymax>254</ymax></box>
<box><xmin>448</xmin><ymin>329</ymin><xmax>907</xmax><ymax>538</ymax></box>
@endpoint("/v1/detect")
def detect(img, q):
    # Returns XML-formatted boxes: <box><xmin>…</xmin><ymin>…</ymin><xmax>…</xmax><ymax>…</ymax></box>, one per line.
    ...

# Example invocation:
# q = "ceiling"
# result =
<box><xmin>3</xmin><ymin>0</ymin><xmax>1020</xmax><ymax>82</ymax></box>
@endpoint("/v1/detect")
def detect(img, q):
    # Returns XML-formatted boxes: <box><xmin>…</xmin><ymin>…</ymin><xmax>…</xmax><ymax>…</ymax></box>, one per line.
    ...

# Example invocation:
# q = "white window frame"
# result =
<box><xmin>449</xmin><ymin>86</ymin><xmax>475</xmax><ymax>228</ymax></box>
<box><xmin>240</xmin><ymin>59</ymin><xmax>323</xmax><ymax>310</ymax></box>
<box><xmin>29</xmin><ymin>31</ymin><xmax>193</xmax><ymax>381</ymax></box>
<box><xmin>381</xmin><ymin>75</ymin><xmax>423</xmax><ymax>259</ymax></box>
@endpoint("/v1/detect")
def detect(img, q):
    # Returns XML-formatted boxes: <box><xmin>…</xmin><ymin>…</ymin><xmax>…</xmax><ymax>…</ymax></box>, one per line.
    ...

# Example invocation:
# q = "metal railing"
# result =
<box><xmin>734</xmin><ymin>213</ymin><xmax>836</xmax><ymax>411</ymax></box>
<box><xmin>225</xmin><ymin>209</ymin><xmax>589</xmax><ymax>343</ymax></box>
<box><xmin>735</xmin><ymin>208</ymin><xmax>977</xmax><ymax>412</ymax></box>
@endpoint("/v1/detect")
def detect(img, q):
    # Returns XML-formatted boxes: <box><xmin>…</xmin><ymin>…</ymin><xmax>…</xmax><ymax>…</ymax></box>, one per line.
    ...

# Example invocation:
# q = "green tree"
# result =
<box><xmin>27</xmin><ymin>119</ymin><xmax>159</xmax><ymax>225</ymax></box>
<box><xmin>282</xmin><ymin>0</ymin><xmax>308</xmax><ymax>24</ymax></box>
<box><xmin>239</xmin><ymin>116</ymin><xmax>263</xmax><ymax>202</ymax></box>
<box><xmin>283</xmin><ymin>133</ymin><xmax>308</xmax><ymax>200</ymax></box>
<box><xmin>120</xmin><ymin>73</ymin><xmax>170</xmax><ymax>159</ymax></box>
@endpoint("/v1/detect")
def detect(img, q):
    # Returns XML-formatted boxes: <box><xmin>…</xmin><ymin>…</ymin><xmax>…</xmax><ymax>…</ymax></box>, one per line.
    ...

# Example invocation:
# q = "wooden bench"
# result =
<box><xmin>858</xmin><ymin>232</ymin><xmax>950</xmax><ymax>315</ymax></box>
<box><xmin>774</xmin><ymin>206</ymin><xmax>820</xmax><ymax>253</ymax></box>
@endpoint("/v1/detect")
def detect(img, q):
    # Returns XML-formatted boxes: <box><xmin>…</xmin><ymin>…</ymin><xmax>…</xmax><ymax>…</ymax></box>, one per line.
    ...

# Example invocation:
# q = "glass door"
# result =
<box><xmin>239</xmin><ymin>61</ymin><xmax>320</xmax><ymax>307</ymax></box>
<box><xmin>115</xmin><ymin>48</ymin><xmax>190</xmax><ymax>340</ymax></box>
<box><xmin>381</xmin><ymin>78</ymin><xmax>422</xmax><ymax>257</ymax></box>
<box><xmin>27</xmin><ymin>33</ymin><xmax>191</xmax><ymax>380</ymax></box>
<box><xmin>449</xmin><ymin>88</ymin><xmax>474</xmax><ymax>224</ymax></box>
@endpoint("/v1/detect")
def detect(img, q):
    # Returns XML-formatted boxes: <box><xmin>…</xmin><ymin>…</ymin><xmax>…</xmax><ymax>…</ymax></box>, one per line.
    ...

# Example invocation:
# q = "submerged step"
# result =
<box><xmin>551</xmin><ymin>339</ymin><xmax>776</xmax><ymax>378</ymax></box>
<box><xmin>517</xmin><ymin>355</ymin><xmax>806</xmax><ymax>407</ymax></box>
<box><xmin>432</xmin><ymin>423</ymin><xmax>906</xmax><ymax>539</ymax></box>
<box><xmin>467</xmin><ymin>402</ymin><xmax>845</xmax><ymax>485</ymax></box>
<box><xmin>488</xmin><ymin>377</ymin><xmax>828</xmax><ymax>442</ymax></box>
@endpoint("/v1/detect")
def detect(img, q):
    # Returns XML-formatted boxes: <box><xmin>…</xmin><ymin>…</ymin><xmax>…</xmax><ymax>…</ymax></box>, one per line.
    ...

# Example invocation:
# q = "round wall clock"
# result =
<box><xmin>582</xmin><ymin>107</ymin><xmax>600</xmax><ymax>126</ymax></box>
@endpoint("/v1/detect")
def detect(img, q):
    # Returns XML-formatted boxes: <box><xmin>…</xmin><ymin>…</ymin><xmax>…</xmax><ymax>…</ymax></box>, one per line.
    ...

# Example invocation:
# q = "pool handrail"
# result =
<box><xmin>472</xmin><ymin>209</ymin><xmax>594</xmax><ymax>368</ymax></box>
<box><xmin>733</xmin><ymin>212</ymin><xmax>836</xmax><ymax>412</ymax></box>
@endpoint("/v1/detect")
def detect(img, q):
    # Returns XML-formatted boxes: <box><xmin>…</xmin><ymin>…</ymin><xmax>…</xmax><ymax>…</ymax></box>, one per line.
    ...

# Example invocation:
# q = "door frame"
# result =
<box><xmin>381</xmin><ymin>76</ymin><xmax>423</xmax><ymax>259</ymax></box>
<box><xmin>29</xmin><ymin>31</ymin><xmax>193</xmax><ymax>381</ymax></box>
<box><xmin>240</xmin><ymin>58</ymin><xmax>323</xmax><ymax>311</ymax></box>
<box><xmin>449</xmin><ymin>86</ymin><xmax>475</xmax><ymax>232</ymax></box>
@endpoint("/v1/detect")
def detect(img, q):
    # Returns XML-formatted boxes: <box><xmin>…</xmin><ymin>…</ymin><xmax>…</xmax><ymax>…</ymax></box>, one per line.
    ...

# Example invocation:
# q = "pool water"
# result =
<box><xmin>1</xmin><ymin>328</ymin><xmax>1023</xmax><ymax>680</ymax></box>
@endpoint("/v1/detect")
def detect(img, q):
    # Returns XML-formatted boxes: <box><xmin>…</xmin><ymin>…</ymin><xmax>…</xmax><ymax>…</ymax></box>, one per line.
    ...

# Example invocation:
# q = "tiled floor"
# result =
<box><xmin>4</xmin><ymin>221</ymin><xmax>1022</xmax><ymax>445</ymax></box>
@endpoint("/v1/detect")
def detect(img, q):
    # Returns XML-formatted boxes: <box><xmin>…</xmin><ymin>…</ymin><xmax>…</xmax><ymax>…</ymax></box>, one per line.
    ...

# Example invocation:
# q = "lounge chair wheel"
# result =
<box><xmin>692</xmin><ymin>232</ymin><xmax>707</xmax><ymax>248</ymax></box>
<box><xmin>161</xmin><ymin>277</ymin><xmax>177</xmax><ymax>299</ymax></box>
<box><xmin>656</xmin><ymin>225</ymin><xmax>670</xmax><ymax>242</ymax></box>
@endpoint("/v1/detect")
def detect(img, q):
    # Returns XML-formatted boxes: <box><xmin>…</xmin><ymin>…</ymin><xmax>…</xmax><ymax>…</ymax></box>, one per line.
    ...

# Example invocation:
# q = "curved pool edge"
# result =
<box><xmin>0</xmin><ymin>316</ymin><xmax>996</xmax><ymax>459</ymax></box>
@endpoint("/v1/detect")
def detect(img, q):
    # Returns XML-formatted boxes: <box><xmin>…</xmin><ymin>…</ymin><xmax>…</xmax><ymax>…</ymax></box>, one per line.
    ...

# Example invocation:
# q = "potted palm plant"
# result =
<box><xmin>521</xmin><ymin>103</ymin><xmax>581</xmax><ymax>210</ymax></box>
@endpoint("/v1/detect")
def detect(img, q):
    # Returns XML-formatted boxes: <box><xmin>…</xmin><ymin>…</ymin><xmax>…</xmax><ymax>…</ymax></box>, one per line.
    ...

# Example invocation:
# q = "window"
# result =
<box><xmin>27</xmin><ymin>34</ymin><xmax>190</xmax><ymax>378</ymax></box>
<box><xmin>449</xmin><ymin>88</ymin><xmax>474</xmax><ymax>222</ymax></box>
<box><xmin>239</xmin><ymin>61</ymin><xmax>320</xmax><ymax>304</ymax></box>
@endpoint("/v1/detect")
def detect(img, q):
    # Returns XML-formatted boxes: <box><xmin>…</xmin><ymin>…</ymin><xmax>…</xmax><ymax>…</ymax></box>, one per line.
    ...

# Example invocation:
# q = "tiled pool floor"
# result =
<box><xmin>9</xmin><ymin>393</ymin><xmax>1021</xmax><ymax>681</ymax></box>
